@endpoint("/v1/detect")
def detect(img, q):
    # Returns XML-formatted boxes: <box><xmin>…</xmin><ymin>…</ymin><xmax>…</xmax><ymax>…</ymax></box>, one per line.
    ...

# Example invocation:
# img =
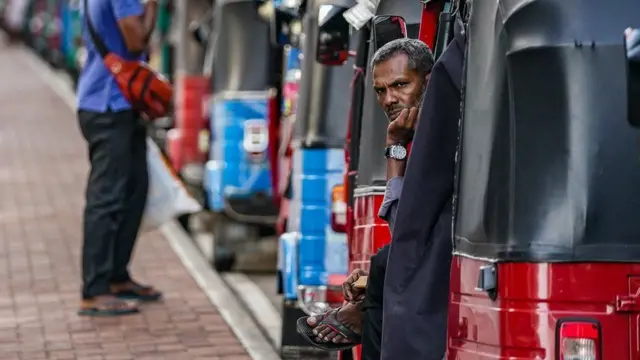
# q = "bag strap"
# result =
<box><xmin>83</xmin><ymin>0</ymin><xmax>110</xmax><ymax>58</ymax></box>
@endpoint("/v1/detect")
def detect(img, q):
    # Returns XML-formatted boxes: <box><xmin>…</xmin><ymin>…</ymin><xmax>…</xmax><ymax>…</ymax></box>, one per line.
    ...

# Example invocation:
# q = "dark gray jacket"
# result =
<box><xmin>380</xmin><ymin>19</ymin><xmax>464</xmax><ymax>360</ymax></box>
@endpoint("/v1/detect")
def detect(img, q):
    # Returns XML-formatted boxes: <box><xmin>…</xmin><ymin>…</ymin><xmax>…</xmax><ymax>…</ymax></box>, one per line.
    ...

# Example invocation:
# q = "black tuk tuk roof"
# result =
<box><xmin>293</xmin><ymin>0</ymin><xmax>356</xmax><ymax>148</ymax></box>
<box><xmin>210</xmin><ymin>0</ymin><xmax>273</xmax><ymax>93</ymax></box>
<box><xmin>375</xmin><ymin>0</ymin><xmax>422</xmax><ymax>24</ymax></box>
<box><xmin>454</xmin><ymin>0</ymin><xmax>640</xmax><ymax>262</ymax></box>
<box><xmin>356</xmin><ymin>0</ymin><xmax>422</xmax><ymax>187</ymax></box>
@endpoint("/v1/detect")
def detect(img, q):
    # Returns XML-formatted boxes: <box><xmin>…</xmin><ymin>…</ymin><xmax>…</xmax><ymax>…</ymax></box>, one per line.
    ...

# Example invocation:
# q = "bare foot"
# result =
<box><xmin>306</xmin><ymin>303</ymin><xmax>363</xmax><ymax>344</ymax></box>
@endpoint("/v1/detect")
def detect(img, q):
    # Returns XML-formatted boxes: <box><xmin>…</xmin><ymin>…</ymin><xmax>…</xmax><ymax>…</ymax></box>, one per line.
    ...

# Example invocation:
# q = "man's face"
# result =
<box><xmin>373</xmin><ymin>53</ymin><xmax>428</xmax><ymax>121</ymax></box>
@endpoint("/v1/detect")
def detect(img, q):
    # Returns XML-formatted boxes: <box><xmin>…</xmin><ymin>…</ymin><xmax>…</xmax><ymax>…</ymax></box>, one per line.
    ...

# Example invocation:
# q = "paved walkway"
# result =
<box><xmin>0</xmin><ymin>42</ymin><xmax>259</xmax><ymax>360</ymax></box>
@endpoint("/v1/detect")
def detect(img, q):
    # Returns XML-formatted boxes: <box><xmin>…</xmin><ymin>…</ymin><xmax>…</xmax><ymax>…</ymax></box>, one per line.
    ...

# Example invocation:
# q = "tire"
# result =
<box><xmin>276</xmin><ymin>269</ymin><xmax>284</xmax><ymax>294</ymax></box>
<box><xmin>211</xmin><ymin>215</ymin><xmax>237</xmax><ymax>273</ymax></box>
<box><xmin>177</xmin><ymin>214</ymin><xmax>191</xmax><ymax>235</ymax></box>
<box><xmin>213</xmin><ymin>251</ymin><xmax>236</xmax><ymax>272</ymax></box>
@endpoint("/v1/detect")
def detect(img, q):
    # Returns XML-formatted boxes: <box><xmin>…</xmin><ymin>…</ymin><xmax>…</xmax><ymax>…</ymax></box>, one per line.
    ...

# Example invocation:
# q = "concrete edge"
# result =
<box><xmin>222</xmin><ymin>272</ymin><xmax>282</xmax><ymax>347</ymax></box>
<box><xmin>190</xmin><ymin>231</ymin><xmax>283</xmax><ymax>348</ymax></box>
<box><xmin>160</xmin><ymin>222</ymin><xmax>280</xmax><ymax>360</ymax></box>
<box><xmin>21</xmin><ymin>48</ymin><xmax>281</xmax><ymax>360</ymax></box>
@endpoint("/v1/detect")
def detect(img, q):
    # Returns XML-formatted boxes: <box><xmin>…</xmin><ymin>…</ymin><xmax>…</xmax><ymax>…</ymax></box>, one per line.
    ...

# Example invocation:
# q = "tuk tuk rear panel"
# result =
<box><xmin>204</xmin><ymin>0</ymin><xmax>277</xmax><ymax>219</ymax></box>
<box><xmin>206</xmin><ymin>93</ymin><xmax>274</xmax><ymax>214</ymax></box>
<box><xmin>449</xmin><ymin>1</ymin><xmax>640</xmax><ymax>358</ymax></box>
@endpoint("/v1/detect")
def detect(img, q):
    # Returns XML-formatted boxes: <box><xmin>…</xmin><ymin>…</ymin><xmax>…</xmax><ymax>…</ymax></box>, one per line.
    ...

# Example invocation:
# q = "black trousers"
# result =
<box><xmin>360</xmin><ymin>244</ymin><xmax>390</xmax><ymax>360</ymax></box>
<box><xmin>78</xmin><ymin>109</ymin><xmax>148</xmax><ymax>299</ymax></box>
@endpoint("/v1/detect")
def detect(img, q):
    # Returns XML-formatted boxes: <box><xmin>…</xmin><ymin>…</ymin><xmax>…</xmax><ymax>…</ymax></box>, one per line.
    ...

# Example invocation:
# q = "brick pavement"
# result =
<box><xmin>0</xmin><ymin>43</ymin><xmax>254</xmax><ymax>359</ymax></box>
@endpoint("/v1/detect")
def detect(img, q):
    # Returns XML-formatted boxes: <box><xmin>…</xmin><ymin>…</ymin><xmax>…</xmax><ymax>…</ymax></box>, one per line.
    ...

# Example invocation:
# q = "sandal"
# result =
<box><xmin>111</xmin><ymin>281</ymin><xmax>163</xmax><ymax>302</ymax></box>
<box><xmin>78</xmin><ymin>298</ymin><xmax>139</xmax><ymax>317</ymax></box>
<box><xmin>296</xmin><ymin>308</ymin><xmax>362</xmax><ymax>351</ymax></box>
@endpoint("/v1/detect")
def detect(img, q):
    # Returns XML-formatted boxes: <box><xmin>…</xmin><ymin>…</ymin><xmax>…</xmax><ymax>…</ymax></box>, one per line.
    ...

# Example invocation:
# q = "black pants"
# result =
<box><xmin>78</xmin><ymin>109</ymin><xmax>148</xmax><ymax>299</ymax></box>
<box><xmin>361</xmin><ymin>244</ymin><xmax>390</xmax><ymax>360</ymax></box>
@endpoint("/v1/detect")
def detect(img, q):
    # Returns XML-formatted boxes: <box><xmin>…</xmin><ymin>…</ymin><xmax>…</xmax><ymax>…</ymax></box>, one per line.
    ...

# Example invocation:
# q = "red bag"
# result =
<box><xmin>84</xmin><ymin>0</ymin><xmax>172</xmax><ymax>120</ymax></box>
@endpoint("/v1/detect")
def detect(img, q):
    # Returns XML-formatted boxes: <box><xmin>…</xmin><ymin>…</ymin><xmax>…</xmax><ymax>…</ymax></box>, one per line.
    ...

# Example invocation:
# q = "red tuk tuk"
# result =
<box><xmin>448</xmin><ymin>0</ymin><xmax>640</xmax><ymax>358</ymax></box>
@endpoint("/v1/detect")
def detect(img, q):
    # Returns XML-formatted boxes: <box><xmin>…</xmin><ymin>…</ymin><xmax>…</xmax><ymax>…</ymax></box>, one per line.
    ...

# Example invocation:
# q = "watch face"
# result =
<box><xmin>391</xmin><ymin>145</ymin><xmax>407</xmax><ymax>159</ymax></box>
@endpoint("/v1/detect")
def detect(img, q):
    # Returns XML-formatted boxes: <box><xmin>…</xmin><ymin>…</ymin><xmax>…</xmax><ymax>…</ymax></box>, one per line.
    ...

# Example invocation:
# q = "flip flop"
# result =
<box><xmin>77</xmin><ymin>299</ymin><xmax>139</xmax><ymax>317</ymax></box>
<box><xmin>112</xmin><ymin>281</ymin><xmax>163</xmax><ymax>302</ymax></box>
<box><xmin>296</xmin><ymin>308</ymin><xmax>362</xmax><ymax>351</ymax></box>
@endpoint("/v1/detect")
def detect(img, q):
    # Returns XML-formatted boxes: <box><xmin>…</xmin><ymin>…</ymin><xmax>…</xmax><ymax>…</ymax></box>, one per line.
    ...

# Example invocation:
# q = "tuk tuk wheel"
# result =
<box><xmin>213</xmin><ymin>250</ymin><xmax>236</xmax><ymax>273</ymax></box>
<box><xmin>211</xmin><ymin>214</ymin><xmax>243</xmax><ymax>273</ymax></box>
<box><xmin>276</xmin><ymin>270</ymin><xmax>283</xmax><ymax>294</ymax></box>
<box><xmin>177</xmin><ymin>214</ymin><xmax>191</xmax><ymax>235</ymax></box>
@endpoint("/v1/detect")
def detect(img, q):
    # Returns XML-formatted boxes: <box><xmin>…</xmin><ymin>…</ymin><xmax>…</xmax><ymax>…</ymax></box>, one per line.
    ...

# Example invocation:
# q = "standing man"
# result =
<box><xmin>77</xmin><ymin>0</ymin><xmax>162</xmax><ymax>316</ymax></box>
<box><xmin>381</xmin><ymin>13</ymin><xmax>466</xmax><ymax>360</ymax></box>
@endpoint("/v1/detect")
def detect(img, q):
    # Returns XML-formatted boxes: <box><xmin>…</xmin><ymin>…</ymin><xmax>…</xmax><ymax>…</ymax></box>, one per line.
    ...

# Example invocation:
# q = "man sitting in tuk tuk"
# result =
<box><xmin>381</xmin><ymin>14</ymin><xmax>465</xmax><ymax>360</ymax></box>
<box><xmin>299</xmin><ymin>37</ymin><xmax>434</xmax><ymax>358</ymax></box>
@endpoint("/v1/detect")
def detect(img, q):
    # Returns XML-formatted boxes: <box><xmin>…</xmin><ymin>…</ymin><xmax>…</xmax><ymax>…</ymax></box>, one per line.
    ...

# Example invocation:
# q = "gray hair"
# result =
<box><xmin>371</xmin><ymin>38</ymin><xmax>434</xmax><ymax>77</ymax></box>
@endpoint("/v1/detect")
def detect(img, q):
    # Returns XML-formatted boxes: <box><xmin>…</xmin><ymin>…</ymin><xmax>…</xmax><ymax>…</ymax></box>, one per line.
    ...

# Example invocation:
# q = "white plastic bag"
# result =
<box><xmin>141</xmin><ymin>138</ymin><xmax>202</xmax><ymax>232</ymax></box>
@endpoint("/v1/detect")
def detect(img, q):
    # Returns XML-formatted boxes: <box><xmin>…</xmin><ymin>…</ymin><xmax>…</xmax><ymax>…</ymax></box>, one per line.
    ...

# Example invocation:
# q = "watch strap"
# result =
<box><xmin>384</xmin><ymin>146</ymin><xmax>392</xmax><ymax>159</ymax></box>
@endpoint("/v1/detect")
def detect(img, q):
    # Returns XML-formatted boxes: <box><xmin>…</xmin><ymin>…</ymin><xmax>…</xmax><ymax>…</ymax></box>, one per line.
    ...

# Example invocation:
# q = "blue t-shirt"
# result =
<box><xmin>77</xmin><ymin>0</ymin><xmax>144</xmax><ymax>112</ymax></box>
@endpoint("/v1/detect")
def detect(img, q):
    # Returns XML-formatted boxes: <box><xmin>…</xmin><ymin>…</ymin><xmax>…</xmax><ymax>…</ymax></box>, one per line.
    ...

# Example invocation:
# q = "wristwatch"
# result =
<box><xmin>384</xmin><ymin>144</ymin><xmax>408</xmax><ymax>160</ymax></box>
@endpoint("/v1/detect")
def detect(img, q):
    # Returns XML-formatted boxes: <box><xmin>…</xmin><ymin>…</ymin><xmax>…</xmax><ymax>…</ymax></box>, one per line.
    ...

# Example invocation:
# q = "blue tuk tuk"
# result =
<box><xmin>202</xmin><ymin>0</ymin><xmax>280</xmax><ymax>271</ymax></box>
<box><xmin>272</xmin><ymin>0</ymin><xmax>354</xmax><ymax>357</ymax></box>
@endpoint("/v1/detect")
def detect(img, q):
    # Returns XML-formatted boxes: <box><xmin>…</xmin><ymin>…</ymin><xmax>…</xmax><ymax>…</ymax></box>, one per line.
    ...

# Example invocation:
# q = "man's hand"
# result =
<box><xmin>343</xmin><ymin>269</ymin><xmax>368</xmax><ymax>304</ymax></box>
<box><xmin>386</xmin><ymin>107</ymin><xmax>419</xmax><ymax>146</ymax></box>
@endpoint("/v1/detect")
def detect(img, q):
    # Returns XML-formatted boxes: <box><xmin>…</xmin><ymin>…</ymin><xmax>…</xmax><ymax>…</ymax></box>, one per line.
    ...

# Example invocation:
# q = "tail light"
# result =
<box><xmin>243</xmin><ymin>120</ymin><xmax>269</xmax><ymax>161</ymax></box>
<box><xmin>331</xmin><ymin>184</ymin><xmax>346</xmax><ymax>233</ymax></box>
<box><xmin>558</xmin><ymin>320</ymin><xmax>600</xmax><ymax>360</ymax></box>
